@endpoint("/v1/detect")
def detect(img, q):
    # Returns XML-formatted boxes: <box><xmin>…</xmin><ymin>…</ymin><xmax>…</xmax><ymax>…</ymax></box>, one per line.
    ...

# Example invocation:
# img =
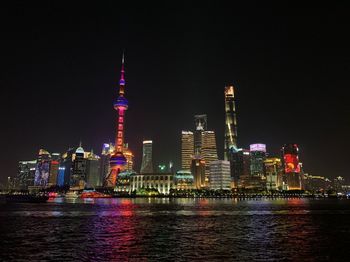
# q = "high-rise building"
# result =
<box><xmin>250</xmin><ymin>144</ymin><xmax>267</xmax><ymax>177</ymax></box>
<box><xmin>71</xmin><ymin>145</ymin><xmax>87</xmax><ymax>189</ymax></box>
<box><xmin>17</xmin><ymin>160</ymin><xmax>37</xmax><ymax>190</ymax></box>
<box><xmin>224</xmin><ymin>86</ymin><xmax>238</xmax><ymax>160</ymax></box>
<box><xmin>229</xmin><ymin>148</ymin><xmax>250</xmax><ymax>188</ymax></box>
<box><xmin>47</xmin><ymin>153</ymin><xmax>60</xmax><ymax>187</ymax></box>
<box><xmin>281</xmin><ymin>144</ymin><xmax>301</xmax><ymax>190</ymax></box>
<box><xmin>140</xmin><ymin>140</ymin><xmax>153</xmax><ymax>174</ymax></box>
<box><xmin>264</xmin><ymin>157</ymin><xmax>282</xmax><ymax>191</ymax></box>
<box><xmin>194</xmin><ymin>114</ymin><xmax>207</xmax><ymax>155</ymax></box>
<box><xmin>209</xmin><ymin>160</ymin><xmax>231</xmax><ymax>190</ymax></box>
<box><xmin>57</xmin><ymin>166</ymin><xmax>65</xmax><ymax>187</ymax></box>
<box><xmin>105</xmin><ymin>54</ymin><xmax>129</xmax><ymax>188</ymax></box>
<box><xmin>99</xmin><ymin>143</ymin><xmax>114</xmax><ymax>186</ymax></box>
<box><xmin>202</xmin><ymin>130</ymin><xmax>218</xmax><ymax>185</ymax></box>
<box><xmin>60</xmin><ymin>147</ymin><xmax>75</xmax><ymax>186</ymax></box>
<box><xmin>34</xmin><ymin>149</ymin><xmax>51</xmax><ymax>187</ymax></box>
<box><xmin>191</xmin><ymin>156</ymin><xmax>206</xmax><ymax>189</ymax></box>
<box><xmin>181</xmin><ymin>131</ymin><xmax>194</xmax><ymax>170</ymax></box>
<box><xmin>86</xmin><ymin>150</ymin><xmax>101</xmax><ymax>188</ymax></box>
<box><xmin>123</xmin><ymin>143</ymin><xmax>134</xmax><ymax>171</ymax></box>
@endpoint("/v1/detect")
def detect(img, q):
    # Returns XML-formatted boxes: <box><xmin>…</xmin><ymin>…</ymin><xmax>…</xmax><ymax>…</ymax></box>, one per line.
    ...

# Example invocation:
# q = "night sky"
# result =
<box><xmin>1</xmin><ymin>1</ymin><xmax>350</xmax><ymax>185</ymax></box>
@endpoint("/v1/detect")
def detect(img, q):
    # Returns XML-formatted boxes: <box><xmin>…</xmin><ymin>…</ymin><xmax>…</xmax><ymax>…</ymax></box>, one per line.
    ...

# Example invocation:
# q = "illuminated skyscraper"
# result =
<box><xmin>229</xmin><ymin>148</ymin><xmax>250</xmax><ymax>188</ymax></box>
<box><xmin>140</xmin><ymin>140</ymin><xmax>153</xmax><ymax>174</ymax></box>
<box><xmin>181</xmin><ymin>131</ymin><xmax>194</xmax><ymax>170</ymax></box>
<box><xmin>105</xmin><ymin>54</ymin><xmax>129</xmax><ymax>187</ymax></box>
<box><xmin>60</xmin><ymin>147</ymin><xmax>75</xmax><ymax>186</ymax></box>
<box><xmin>264</xmin><ymin>157</ymin><xmax>282</xmax><ymax>191</ymax></box>
<box><xmin>191</xmin><ymin>156</ymin><xmax>205</xmax><ymax>189</ymax></box>
<box><xmin>194</xmin><ymin>114</ymin><xmax>207</xmax><ymax>155</ymax></box>
<box><xmin>17</xmin><ymin>160</ymin><xmax>37</xmax><ymax>189</ymax></box>
<box><xmin>209</xmin><ymin>160</ymin><xmax>231</xmax><ymax>190</ymax></box>
<box><xmin>46</xmin><ymin>153</ymin><xmax>60</xmax><ymax>187</ymax></box>
<box><xmin>99</xmin><ymin>143</ymin><xmax>114</xmax><ymax>185</ymax></box>
<box><xmin>224</xmin><ymin>86</ymin><xmax>238</xmax><ymax>160</ymax></box>
<box><xmin>71</xmin><ymin>144</ymin><xmax>87</xmax><ymax>189</ymax></box>
<box><xmin>250</xmin><ymin>144</ymin><xmax>267</xmax><ymax>177</ymax></box>
<box><xmin>202</xmin><ymin>130</ymin><xmax>218</xmax><ymax>185</ymax></box>
<box><xmin>86</xmin><ymin>150</ymin><xmax>101</xmax><ymax>188</ymax></box>
<box><xmin>281</xmin><ymin>144</ymin><xmax>301</xmax><ymax>190</ymax></box>
<box><xmin>34</xmin><ymin>149</ymin><xmax>51</xmax><ymax>187</ymax></box>
<box><xmin>123</xmin><ymin>143</ymin><xmax>134</xmax><ymax>171</ymax></box>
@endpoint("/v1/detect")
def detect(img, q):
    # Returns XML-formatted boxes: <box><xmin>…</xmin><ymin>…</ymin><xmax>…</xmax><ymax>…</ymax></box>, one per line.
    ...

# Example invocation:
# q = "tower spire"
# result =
<box><xmin>119</xmin><ymin>51</ymin><xmax>125</xmax><ymax>88</ymax></box>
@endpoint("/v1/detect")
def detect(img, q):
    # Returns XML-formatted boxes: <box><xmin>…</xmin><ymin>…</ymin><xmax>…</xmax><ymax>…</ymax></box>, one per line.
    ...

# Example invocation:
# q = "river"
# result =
<box><xmin>1</xmin><ymin>198</ymin><xmax>350</xmax><ymax>261</ymax></box>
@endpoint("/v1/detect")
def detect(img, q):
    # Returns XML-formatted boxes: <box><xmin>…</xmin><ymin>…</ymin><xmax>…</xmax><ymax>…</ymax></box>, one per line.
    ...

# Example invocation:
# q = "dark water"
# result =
<box><xmin>1</xmin><ymin>198</ymin><xmax>350</xmax><ymax>261</ymax></box>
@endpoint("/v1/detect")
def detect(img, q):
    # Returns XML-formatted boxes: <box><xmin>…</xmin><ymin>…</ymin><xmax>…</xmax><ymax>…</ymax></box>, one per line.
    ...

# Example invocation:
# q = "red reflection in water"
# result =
<box><xmin>90</xmin><ymin>198</ymin><xmax>144</xmax><ymax>260</ymax></box>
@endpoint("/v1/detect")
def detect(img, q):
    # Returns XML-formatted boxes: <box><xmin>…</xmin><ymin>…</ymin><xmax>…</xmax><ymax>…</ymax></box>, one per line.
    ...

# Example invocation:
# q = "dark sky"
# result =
<box><xmin>1</xmin><ymin>1</ymin><xmax>350</xmax><ymax>185</ymax></box>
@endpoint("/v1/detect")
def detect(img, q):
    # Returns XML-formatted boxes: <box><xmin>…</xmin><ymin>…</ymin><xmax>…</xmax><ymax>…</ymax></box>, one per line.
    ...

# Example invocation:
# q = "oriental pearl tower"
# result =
<box><xmin>105</xmin><ymin>53</ymin><xmax>128</xmax><ymax>188</ymax></box>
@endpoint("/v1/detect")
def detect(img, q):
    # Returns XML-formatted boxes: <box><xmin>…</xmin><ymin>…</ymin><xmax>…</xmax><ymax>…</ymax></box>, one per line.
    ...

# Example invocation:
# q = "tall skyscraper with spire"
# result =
<box><xmin>224</xmin><ymin>85</ymin><xmax>238</xmax><ymax>160</ymax></box>
<box><xmin>105</xmin><ymin>53</ymin><xmax>129</xmax><ymax>188</ymax></box>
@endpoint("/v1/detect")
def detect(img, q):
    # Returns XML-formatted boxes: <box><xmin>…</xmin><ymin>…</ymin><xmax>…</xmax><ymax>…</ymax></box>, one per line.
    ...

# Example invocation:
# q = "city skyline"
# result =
<box><xmin>2</xmin><ymin>2</ymin><xmax>350</xmax><ymax>185</ymax></box>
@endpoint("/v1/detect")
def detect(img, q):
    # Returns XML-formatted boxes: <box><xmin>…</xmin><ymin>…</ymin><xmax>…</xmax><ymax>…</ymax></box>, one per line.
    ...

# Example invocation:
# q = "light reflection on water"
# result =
<box><xmin>1</xmin><ymin>198</ymin><xmax>350</xmax><ymax>261</ymax></box>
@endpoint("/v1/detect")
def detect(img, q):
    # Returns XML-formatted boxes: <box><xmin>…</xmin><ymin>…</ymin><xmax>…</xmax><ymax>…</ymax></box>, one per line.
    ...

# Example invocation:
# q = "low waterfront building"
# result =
<box><xmin>130</xmin><ymin>173</ymin><xmax>174</xmax><ymax>195</ymax></box>
<box><xmin>303</xmin><ymin>174</ymin><xmax>328</xmax><ymax>193</ymax></box>
<box><xmin>174</xmin><ymin>170</ymin><xmax>194</xmax><ymax>190</ymax></box>
<box><xmin>115</xmin><ymin>170</ymin><xmax>136</xmax><ymax>193</ymax></box>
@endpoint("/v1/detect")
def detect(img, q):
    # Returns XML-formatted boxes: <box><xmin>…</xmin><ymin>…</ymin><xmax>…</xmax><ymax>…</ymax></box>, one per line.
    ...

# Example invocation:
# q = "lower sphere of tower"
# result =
<box><xmin>110</xmin><ymin>152</ymin><xmax>127</xmax><ymax>166</ymax></box>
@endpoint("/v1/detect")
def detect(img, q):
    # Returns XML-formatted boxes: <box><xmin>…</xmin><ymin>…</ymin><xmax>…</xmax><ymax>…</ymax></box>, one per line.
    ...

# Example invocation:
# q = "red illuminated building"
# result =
<box><xmin>281</xmin><ymin>144</ymin><xmax>302</xmax><ymax>190</ymax></box>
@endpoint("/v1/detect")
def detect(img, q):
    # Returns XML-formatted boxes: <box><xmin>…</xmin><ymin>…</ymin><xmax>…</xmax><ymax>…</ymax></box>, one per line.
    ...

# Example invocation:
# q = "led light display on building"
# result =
<box><xmin>34</xmin><ymin>161</ymin><xmax>50</xmax><ymax>186</ymax></box>
<box><xmin>250</xmin><ymin>143</ymin><xmax>266</xmax><ymax>152</ymax></box>
<box><xmin>283</xmin><ymin>154</ymin><xmax>300</xmax><ymax>173</ymax></box>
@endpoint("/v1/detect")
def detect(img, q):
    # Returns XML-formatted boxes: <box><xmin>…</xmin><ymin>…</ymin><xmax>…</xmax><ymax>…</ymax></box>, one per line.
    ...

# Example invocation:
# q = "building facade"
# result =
<box><xmin>202</xmin><ymin>131</ymin><xmax>219</xmax><ymax>186</ymax></box>
<box><xmin>191</xmin><ymin>156</ymin><xmax>206</xmax><ymax>189</ymax></box>
<box><xmin>174</xmin><ymin>170</ymin><xmax>194</xmax><ymax>190</ymax></box>
<box><xmin>209</xmin><ymin>160</ymin><xmax>231</xmax><ymax>190</ymax></box>
<box><xmin>194</xmin><ymin>114</ymin><xmax>207</xmax><ymax>155</ymax></box>
<box><xmin>34</xmin><ymin>149</ymin><xmax>51</xmax><ymax>187</ymax></box>
<box><xmin>60</xmin><ymin>147</ymin><xmax>75</xmax><ymax>186</ymax></box>
<box><xmin>264</xmin><ymin>157</ymin><xmax>282</xmax><ymax>191</ymax></box>
<box><xmin>17</xmin><ymin>160</ymin><xmax>37</xmax><ymax>190</ymax></box>
<box><xmin>181</xmin><ymin>131</ymin><xmax>194</xmax><ymax>170</ymax></box>
<box><xmin>229</xmin><ymin>148</ymin><xmax>250</xmax><ymax>188</ymax></box>
<box><xmin>130</xmin><ymin>173</ymin><xmax>174</xmax><ymax>194</ymax></box>
<box><xmin>71</xmin><ymin>145</ymin><xmax>87</xmax><ymax>189</ymax></box>
<box><xmin>115</xmin><ymin>170</ymin><xmax>136</xmax><ymax>193</ymax></box>
<box><xmin>123</xmin><ymin>143</ymin><xmax>134</xmax><ymax>171</ymax></box>
<box><xmin>224</xmin><ymin>86</ymin><xmax>238</xmax><ymax>160</ymax></box>
<box><xmin>281</xmin><ymin>144</ymin><xmax>302</xmax><ymax>190</ymax></box>
<box><xmin>140</xmin><ymin>140</ymin><xmax>154</xmax><ymax>174</ymax></box>
<box><xmin>250</xmin><ymin>144</ymin><xmax>267</xmax><ymax>177</ymax></box>
<box><xmin>85</xmin><ymin>151</ymin><xmax>101</xmax><ymax>188</ymax></box>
